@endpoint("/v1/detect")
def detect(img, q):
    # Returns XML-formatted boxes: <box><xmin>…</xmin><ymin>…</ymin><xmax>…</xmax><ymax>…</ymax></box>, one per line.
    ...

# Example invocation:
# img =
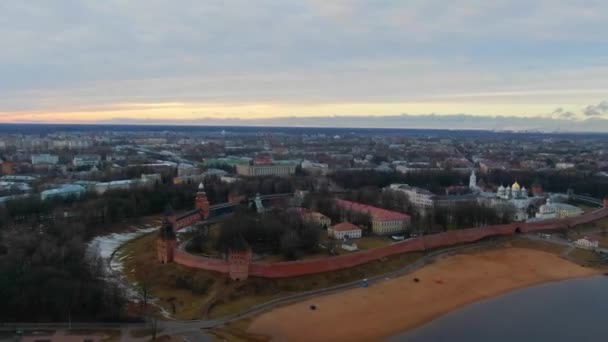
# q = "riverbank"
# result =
<box><xmin>246</xmin><ymin>246</ymin><xmax>601</xmax><ymax>342</ymax></box>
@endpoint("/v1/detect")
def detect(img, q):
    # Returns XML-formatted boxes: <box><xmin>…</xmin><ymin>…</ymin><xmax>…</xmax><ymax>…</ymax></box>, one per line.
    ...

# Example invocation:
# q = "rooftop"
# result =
<box><xmin>330</xmin><ymin>222</ymin><xmax>361</xmax><ymax>232</ymax></box>
<box><xmin>335</xmin><ymin>199</ymin><xmax>410</xmax><ymax>221</ymax></box>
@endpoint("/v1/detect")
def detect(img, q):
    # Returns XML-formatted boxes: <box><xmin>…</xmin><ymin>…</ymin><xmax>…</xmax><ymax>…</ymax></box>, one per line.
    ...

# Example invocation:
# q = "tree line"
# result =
<box><xmin>191</xmin><ymin>206</ymin><xmax>322</xmax><ymax>261</ymax></box>
<box><xmin>331</xmin><ymin>169</ymin><xmax>608</xmax><ymax>199</ymax></box>
<box><xmin>303</xmin><ymin>187</ymin><xmax>511</xmax><ymax>235</ymax></box>
<box><xmin>0</xmin><ymin>221</ymin><xmax>128</xmax><ymax>322</ymax></box>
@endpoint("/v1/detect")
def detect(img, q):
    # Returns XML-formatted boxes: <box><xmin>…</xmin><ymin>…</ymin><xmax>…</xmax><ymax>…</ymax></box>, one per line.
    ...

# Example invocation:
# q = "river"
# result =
<box><xmin>390</xmin><ymin>275</ymin><xmax>608</xmax><ymax>341</ymax></box>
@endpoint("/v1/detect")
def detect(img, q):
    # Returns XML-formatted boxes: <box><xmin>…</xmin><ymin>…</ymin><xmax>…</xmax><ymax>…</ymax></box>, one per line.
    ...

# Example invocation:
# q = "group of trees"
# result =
<box><xmin>331</xmin><ymin>168</ymin><xmax>608</xmax><ymax>200</ymax></box>
<box><xmin>0</xmin><ymin>221</ymin><xmax>127</xmax><ymax>322</ymax></box>
<box><xmin>303</xmin><ymin>190</ymin><xmax>374</xmax><ymax>234</ymax></box>
<box><xmin>207</xmin><ymin>206</ymin><xmax>322</xmax><ymax>260</ymax></box>
<box><xmin>484</xmin><ymin>169</ymin><xmax>608</xmax><ymax>198</ymax></box>
<box><xmin>420</xmin><ymin>202</ymin><xmax>513</xmax><ymax>234</ymax></box>
<box><xmin>304</xmin><ymin>186</ymin><xmax>509</xmax><ymax>235</ymax></box>
<box><xmin>0</xmin><ymin>183</ymin><xmax>200</xmax><ymax>237</ymax></box>
<box><xmin>330</xmin><ymin>170</ymin><xmax>468</xmax><ymax>194</ymax></box>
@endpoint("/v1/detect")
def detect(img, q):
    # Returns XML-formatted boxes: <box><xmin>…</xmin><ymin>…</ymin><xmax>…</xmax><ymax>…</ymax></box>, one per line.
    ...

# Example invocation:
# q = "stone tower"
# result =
<box><xmin>164</xmin><ymin>203</ymin><xmax>177</xmax><ymax>227</ymax></box>
<box><xmin>229</xmin><ymin>249</ymin><xmax>252</xmax><ymax>281</ymax></box>
<box><xmin>469</xmin><ymin>170</ymin><xmax>477</xmax><ymax>190</ymax></box>
<box><xmin>195</xmin><ymin>182</ymin><xmax>210</xmax><ymax>219</ymax></box>
<box><xmin>156</xmin><ymin>212</ymin><xmax>177</xmax><ymax>264</ymax></box>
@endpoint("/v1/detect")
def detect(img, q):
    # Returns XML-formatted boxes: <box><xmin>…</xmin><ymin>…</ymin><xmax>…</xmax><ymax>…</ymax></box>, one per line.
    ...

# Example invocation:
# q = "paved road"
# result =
<box><xmin>0</xmin><ymin>238</ymin><xmax>504</xmax><ymax>339</ymax></box>
<box><xmin>7</xmin><ymin>231</ymin><xmax>605</xmax><ymax>340</ymax></box>
<box><xmin>523</xmin><ymin>233</ymin><xmax>608</xmax><ymax>253</ymax></box>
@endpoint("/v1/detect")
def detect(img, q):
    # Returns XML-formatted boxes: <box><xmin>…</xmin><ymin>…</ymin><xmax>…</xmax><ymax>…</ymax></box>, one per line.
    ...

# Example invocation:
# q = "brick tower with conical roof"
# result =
<box><xmin>157</xmin><ymin>205</ymin><xmax>177</xmax><ymax>263</ymax></box>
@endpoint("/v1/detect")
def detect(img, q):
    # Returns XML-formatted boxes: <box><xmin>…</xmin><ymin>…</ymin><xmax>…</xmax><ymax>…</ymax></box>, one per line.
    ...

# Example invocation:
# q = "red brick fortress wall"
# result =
<box><xmin>173</xmin><ymin>249</ymin><xmax>230</xmax><ymax>273</ymax></box>
<box><xmin>171</xmin><ymin>208</ymin><xmax>608</xmax><ymax>278</ymax></box>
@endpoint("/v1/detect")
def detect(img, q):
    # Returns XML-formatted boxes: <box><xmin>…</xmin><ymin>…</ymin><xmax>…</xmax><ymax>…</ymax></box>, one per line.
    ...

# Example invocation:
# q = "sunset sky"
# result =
<box><xmin>1</xmin><ymin>1</ymin><xmax>608</xmax><ymax>129</ymax></box>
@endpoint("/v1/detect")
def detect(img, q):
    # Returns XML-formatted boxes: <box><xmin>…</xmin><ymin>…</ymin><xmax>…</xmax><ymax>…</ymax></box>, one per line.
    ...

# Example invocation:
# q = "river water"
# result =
<box><xmin>390</xmin><ymin>275</ymin><xmax>608</xmax><ymax>342</ymax></box>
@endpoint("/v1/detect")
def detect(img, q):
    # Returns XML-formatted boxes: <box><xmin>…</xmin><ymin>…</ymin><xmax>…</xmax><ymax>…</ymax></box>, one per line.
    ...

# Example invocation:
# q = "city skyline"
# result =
<box><xmin>2</xmin><ymin>1</ymin><xmax>608</xmax><ymax>130</ymax></box>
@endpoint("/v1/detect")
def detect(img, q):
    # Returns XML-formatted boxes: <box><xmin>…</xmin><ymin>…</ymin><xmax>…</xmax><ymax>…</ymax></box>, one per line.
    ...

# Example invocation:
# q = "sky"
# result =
<box><xmin>1</xmin><ymin>1</ymin><xmax>608</xmax><ymax>130</ymax></box>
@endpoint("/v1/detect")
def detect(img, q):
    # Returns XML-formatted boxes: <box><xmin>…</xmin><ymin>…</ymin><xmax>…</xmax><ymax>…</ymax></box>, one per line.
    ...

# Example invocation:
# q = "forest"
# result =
<box><xmin>0</xmin><ymin>221</ymin><xmax>127</xmax><ymax>322</ymax></box>
<box><xmin>188</xmin><ymin>206</ymin><xmax>323</xmax><ymax>260</ymax></box>
<box><xmin>330</xmin><ymin>169</ymin><xmax>608</xmax><ymax>199</ymax></box>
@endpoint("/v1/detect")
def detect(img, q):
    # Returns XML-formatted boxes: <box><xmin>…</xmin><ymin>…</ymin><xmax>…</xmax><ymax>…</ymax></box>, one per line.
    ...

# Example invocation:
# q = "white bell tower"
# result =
<box><xmin>469</xmin><ymin>170</ymin><xmax>478</xmax><ymax>190</ymax></box>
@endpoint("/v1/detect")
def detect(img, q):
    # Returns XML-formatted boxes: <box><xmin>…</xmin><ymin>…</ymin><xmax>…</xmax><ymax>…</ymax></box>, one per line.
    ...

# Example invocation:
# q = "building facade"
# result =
<box><xmin>236</xmin><ymin>163</ymin><xmax>296</xmax><ymax>177</ymax></box>
<box><xmin>387</xmin><ymin>184</ymin><xmax>434</xmax><ymax>209</ymax></box>
<box><xmin>303</xmin><ymin>211</ymin><xmax>331</xmax><ymax>228</ymax></box>
<box><xmin>328</xmin><ymin>222</ymin><xmax>362</xmax><ymax>240</ymax></box>
<box><xmin>31</xmin><ymin>153</ymin><xmax>59</xmax><ymax>165</ymax></box>
<box><xmin>41</xmin><ymin>184</ymin><xmax>86</xmax><ymax>201</ymax></box>
<box><xmin>574</xmin><ymin>237</ymin><xmax>599</xmax><ymax>250</ymax></box>
<box><xmin>73</xmin><ymin>154</ymin><xmax>101</xmax><ymax>167</ymax></box>
<box><xmin>335</xmin><ymin>199</ymin><xmax>410</xmax><ymax>235</ymax></box>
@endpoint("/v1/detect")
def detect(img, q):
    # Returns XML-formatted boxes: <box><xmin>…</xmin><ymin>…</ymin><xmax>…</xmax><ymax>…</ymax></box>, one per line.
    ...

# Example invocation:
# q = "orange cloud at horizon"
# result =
<box><xmin>0</xmin><ymin>101</ymin><xmax>584</xmax><ymax>123</ymax></box>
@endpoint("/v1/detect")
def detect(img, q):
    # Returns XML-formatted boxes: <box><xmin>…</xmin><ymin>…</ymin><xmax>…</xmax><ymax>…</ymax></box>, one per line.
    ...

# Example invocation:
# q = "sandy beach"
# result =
<box><xmin>247</xmin><ymin>247</ymin><xmax>599</xmax><ymax>342</ymax></box>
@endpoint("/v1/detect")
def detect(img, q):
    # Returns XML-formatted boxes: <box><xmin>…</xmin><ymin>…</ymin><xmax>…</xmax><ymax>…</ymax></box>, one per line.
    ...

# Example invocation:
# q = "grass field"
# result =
<box><xmin>508</xmin><ymin>238</ymin><xmax>567</xmax><ymax>255</ymax></box>
<box><xmin>355</xmin><ymin>236</ymin><xmax>393</xmax><ymax>250</ymax></box>
<box><xmin>560</xmin><ymin>217</ymin><xmax>608</xmax><ymax>248</ymax></box>
<box><xmin>568</xmin><ymin>248</ymin><xmax>603</xmax><ymax>265</ymax></box>
<box><xmin>117</xmin><ymin>232</ymin><xmax>424</xmax><ymax>320</ymax></box>
<box><xmin>117</xmin><ymin>222</ymin><xmax>607</xmax><ymax>322</ymax></box>
<box><xmin>257</xmin><ymin>233</ymin><xmax>393</xmax><ymax>262</ymax></box>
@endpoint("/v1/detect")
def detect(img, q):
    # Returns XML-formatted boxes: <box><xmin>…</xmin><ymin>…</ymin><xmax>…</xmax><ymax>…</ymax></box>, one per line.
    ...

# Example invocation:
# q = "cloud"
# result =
<box><xmin>11</xmin><ymin>113</ymin><xmax>608</xmax><ymax>133</ymax></box>
<box><xmin>0</xmin><ymin>1</ymin><xmax>608</xmax><ymax>119</ymax></box>
<box><xmin>550</xmin><ymin>108</ymin><xmax>577</xmax><ymax>120</ymax></box>
<box><xmin>583</xmin><ymin>100</ymin><xmax>608</xmax><ymax>116</ymax></box>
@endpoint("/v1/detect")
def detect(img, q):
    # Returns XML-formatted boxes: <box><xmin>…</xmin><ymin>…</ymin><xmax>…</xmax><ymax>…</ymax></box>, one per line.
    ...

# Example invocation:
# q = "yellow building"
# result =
<box><xmin>236</xmin><ymin>163</ymin><xmax>296</xmax><ymax>177</ymax></box>
<box><xmin>335</xmin><ymin>199</ymin><xmax>411</xmax><ymax>236</ymax></box>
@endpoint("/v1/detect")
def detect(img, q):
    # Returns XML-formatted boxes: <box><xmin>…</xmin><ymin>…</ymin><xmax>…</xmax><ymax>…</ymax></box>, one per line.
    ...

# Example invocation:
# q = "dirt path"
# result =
<box><xmin>247</xmin><ymin>247</ymin><xmax>599</xmax><ymax>342</ymax></box>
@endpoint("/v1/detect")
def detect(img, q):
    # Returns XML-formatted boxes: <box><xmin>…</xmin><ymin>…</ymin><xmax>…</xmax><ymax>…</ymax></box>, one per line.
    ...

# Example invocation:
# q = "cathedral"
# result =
<box><xmin>496</xmin><ymin>181</ymin><xmax>528</xmax><ymax>200</ymax></box>
<box><xmin>470</xmin><ymin>170</ymin><xmax>535</xmax><ymax>222</ymax></box>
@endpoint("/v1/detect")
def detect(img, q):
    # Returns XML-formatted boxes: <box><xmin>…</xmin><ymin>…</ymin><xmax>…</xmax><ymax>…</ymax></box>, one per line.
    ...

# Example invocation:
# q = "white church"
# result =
<box><xmin>470</xmin><ymin>170</ymin><xmax>535</xmax><ymax>221</ymax></box>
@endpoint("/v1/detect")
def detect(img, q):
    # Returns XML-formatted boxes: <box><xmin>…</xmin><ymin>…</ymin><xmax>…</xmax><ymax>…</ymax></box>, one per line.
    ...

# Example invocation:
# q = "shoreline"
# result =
<box><xmin>388</xmin><ymin>273</ymin><xmax>605</xmax><ymax>341</ymax></box>
<box><xmin>389</xmin><ymin>272</ymin><xmax>600</xmax><ymax>339</ymax></box>
<box><xmin>246</xmin><ymin>246</ymin><xmax>601</xmax><ymax>342</ymax></box>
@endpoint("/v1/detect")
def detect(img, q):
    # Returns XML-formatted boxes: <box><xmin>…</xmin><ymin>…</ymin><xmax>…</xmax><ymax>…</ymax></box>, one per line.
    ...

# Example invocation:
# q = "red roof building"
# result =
<box><xmin>328</xmin><ymin>222</ymin><xmax>362</xmax><ymax>239</ymax></box>
<box><xmin>254</xmin><ymin>154</ymin><xmax>273</xmax><ymax>165</ymax></box>
<box><xmin>334</xmin><ymin>199</ymin><xmax>410</xmax><ymax>235</ymax></box>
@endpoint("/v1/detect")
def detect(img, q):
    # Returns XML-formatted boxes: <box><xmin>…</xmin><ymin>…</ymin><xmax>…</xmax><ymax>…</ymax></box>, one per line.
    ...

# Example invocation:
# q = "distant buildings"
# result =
<box><xmin>387</xmin><ymin>182</ymin><xmax>477</xmax><ymax>213</ymax></box>
<box><xmin>535</xmin><ymin>198</ymin><xmax>583</xmax><ymax>220</ymax></box>
<box><xmin>335</xmin><ymin>199</ymin><xmax>410</xmax><ymax>235</ymax></box>
<box><xmin>31</xmin><ymin>153</ymin><xmax>59</xmax><ymax>165</ymax></box>
<box><xmin>301</xmin><ymin>160</ymin><xmax>329</xmax><ymax>175</ymax></box>
<box><xmin>1</xmin><ymin>175</ymin><xmax>38</xmax><ymax>183</ymax></box>
<box><xmin>204</xmin><ymin>156</ymin><xmax>252</xmax><ymax>167</ymax></box>
<box><xmin>479</xmin><ymin>159</ymin><xmax>509</xmax><ymax>173</ymax></box>
<box><xmin>395</xmin><ymin>162</ymin><xmax>437</xmax><ymax>174</ymax></box>
<box><xmin>303</xmin><ymin>211</ymin><xmax>331</xmax><ymax>228</ymax></box>
<box><xmin>236</xmin><ymin>163</ymin><xmax>296</xmax><ymax>177</ymax></box>
<box><xmin>41</xmin><ymin>184</ymin><xmax>86</xmax><ymax>201</ymax></box>
<box><xmin>73</xmin><ymin>154</ymin><xmax>101</xmax><ymax>167</ymax></box>
<box><xmin>177</xmin><ymin>163</ymin><xmax>200</xmax><ymax>176</ymax></box>
<box><xmin>94</xmin><ymin>174</ymin><xmax>158</xmax><ymax>194</ymax></box>
<box><xmin>0</xmin><ymin>181</ymin><xmax>31</xmax><ymax>192</ymax></box>
<box><xmin>556</xmin><ymin>162</ymin><xmax>575</xmax><ymax>170</ymax></box>
<box><xmin>387</xmin><ymin>184</ymin><xmax>434</xmax><ymax>209</ymax></box>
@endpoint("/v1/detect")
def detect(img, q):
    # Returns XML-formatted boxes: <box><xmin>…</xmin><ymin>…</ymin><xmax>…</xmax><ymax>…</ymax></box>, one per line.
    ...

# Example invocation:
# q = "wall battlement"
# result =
<box><xmin>164</xmin><ymin>207</ymin><xmax>608</xmax><ymax>279</ymax></box>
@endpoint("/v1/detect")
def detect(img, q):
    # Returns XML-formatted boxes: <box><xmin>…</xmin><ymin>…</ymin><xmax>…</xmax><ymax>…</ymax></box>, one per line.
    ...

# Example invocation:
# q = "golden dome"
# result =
<box><xmin>512</xmin><ymin>181</ymin><xmax>521</xmax><ymax>190</ymax></box>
